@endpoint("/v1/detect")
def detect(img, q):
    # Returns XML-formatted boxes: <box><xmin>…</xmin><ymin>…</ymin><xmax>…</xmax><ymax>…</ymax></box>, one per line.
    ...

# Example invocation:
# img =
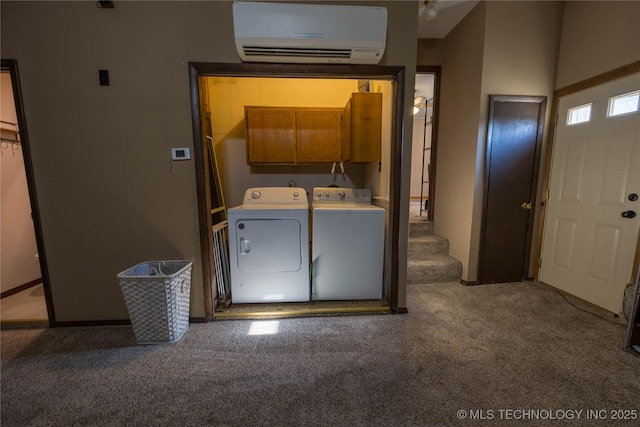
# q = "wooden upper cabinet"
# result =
<box><xmin>245</xmin><ymin>95</ymin><xmax>381</xmax><ymax>165</ymax></box>
<box><xmin>245</xmin><ymin>106</ymin><xmax>342</xmax><ymax>164</ymax></box>
<box><xmin>342</xmin><ymin>92</ymin><xmax>382</xmax><ymax>163</ymax></box>
<box><xmin>245</xmin><ymin>107</ymin><xmax>296</xmax><ymax>163</ymax></box>
<box><xmin>296</xmin><ymin>108</ymin><xmax>342</xmax><ymax>163</ymax></box>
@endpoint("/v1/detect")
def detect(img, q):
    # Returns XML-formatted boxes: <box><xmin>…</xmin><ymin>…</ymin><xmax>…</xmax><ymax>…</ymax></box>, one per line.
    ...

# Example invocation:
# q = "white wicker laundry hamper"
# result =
<box><xmin>117</xmin><ymin>260</ymin><xmax>192</xmax><ymax>344</ymax></box>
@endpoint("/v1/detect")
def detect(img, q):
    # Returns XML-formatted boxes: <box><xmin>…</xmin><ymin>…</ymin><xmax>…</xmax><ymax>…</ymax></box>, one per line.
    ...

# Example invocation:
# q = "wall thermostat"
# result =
<box><xmin>171</xmin><ymin>148</ymin><xmax>191</xmax><ymax>161</ymax></box>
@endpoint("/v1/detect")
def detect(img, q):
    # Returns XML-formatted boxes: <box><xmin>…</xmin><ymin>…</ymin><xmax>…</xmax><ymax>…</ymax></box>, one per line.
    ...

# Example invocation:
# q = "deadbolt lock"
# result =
<box><xmin>520</xmin><ymin>202</ymin><xmax>532</xmax><ymax>210</ymax></box>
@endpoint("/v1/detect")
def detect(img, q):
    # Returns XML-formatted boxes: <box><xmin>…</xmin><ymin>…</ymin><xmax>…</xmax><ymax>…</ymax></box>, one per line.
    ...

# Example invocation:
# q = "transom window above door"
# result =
<box><xmin>566</xmin><ymin>103</ymin><xmax>593</xmax><ymax>126</ymax></box>
<box><xmin>607</xmin><ymin>90</ymin><xmax>639</xmax><ymax>118</ymax></box>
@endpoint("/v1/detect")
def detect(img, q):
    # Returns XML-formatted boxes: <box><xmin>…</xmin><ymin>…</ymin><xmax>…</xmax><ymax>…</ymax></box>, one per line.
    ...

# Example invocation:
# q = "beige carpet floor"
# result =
<box><xmin>1</xmin><ymin>281</ymin><xmax>638</xmax><ymax>426</ymax></box>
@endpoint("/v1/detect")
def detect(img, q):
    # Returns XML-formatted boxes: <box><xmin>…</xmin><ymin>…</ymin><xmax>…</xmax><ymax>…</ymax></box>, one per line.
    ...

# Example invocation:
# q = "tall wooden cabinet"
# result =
<box><xmin>342</xmin><ymin>92</ymin><xmax>382</xmax><ymax>163</ymax></box>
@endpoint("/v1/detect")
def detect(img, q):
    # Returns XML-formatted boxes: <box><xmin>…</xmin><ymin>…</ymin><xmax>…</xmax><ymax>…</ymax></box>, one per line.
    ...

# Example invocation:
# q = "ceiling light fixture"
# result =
<box><xmin>413</xmin><ymin>96</ymin><xmax>427</xmax><ymax>115</ymax></box>
<box><xmin>420</xmin><ymin>0</ymin><xmax>438</xmax><ymax>21</ymax></box>
<box><xmin>97</xmin><ymin>1</ymin><xmax>115</xmax><ymax>9</ymax></box>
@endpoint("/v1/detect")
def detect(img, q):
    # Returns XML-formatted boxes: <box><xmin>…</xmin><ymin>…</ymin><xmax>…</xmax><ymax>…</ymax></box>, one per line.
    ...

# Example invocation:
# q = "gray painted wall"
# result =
<box><xmin>428</xmin><ymin>0</ymin><xmax>639</xmax><ymax>283</ymax></box>
<box><xmin>475</xmin><ymin>0</ymin><xmax>564</xmax><ymax>281</ymax></box>
<box><xmin>1</xmin><ymin>1</ymin><xmax>418</xmax><ymax>321</ymax></box>
<box><xmin>435</xmin><ymin>1</ymin><xmax>487</xmax><ymax>281</ymax></box>
<box><xmin>556</xmin><ymin>1</ymin><xmax>640</xmax><ymax>89</ymax></box>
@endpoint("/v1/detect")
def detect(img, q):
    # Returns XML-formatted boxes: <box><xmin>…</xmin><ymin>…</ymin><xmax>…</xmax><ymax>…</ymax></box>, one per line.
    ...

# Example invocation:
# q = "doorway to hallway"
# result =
<box><xmin>411</xmin><ymin>67</ymin><xmax>440</xmax><ymax>221</ymax></box>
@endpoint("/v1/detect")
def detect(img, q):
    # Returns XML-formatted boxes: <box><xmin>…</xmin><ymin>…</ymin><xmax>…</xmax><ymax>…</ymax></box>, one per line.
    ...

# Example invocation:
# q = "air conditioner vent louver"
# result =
<box><xmin>242</xmin><ymin>46</ymin><xmax>352</xmax><ymax>59</ymax></box>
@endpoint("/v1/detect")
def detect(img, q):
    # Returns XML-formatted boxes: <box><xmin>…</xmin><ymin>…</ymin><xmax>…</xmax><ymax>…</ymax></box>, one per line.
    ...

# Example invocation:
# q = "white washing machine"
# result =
<box><xmin>228</xmin><ymin>187</ymin><xmax>310</xmax><ymax>303</ymax></box>
<box><xmin>311</xmin><ymin>187</ymin><xmax>385</xmax><ymax>300</ymax></box>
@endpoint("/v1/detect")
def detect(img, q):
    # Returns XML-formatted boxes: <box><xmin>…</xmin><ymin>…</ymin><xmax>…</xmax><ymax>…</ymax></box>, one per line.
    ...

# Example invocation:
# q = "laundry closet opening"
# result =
<box><xmin>188</xmin><ymin>63</ymin><xmax>406</xmax><ymax>320</ymax></box>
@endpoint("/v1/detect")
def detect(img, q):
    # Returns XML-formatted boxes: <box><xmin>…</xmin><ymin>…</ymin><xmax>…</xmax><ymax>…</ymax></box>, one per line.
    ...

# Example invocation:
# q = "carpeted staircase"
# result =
<box><xmin>407</xmin><ymin>217</ymin><xmax>463</xmax><ymax>284</ymax></box>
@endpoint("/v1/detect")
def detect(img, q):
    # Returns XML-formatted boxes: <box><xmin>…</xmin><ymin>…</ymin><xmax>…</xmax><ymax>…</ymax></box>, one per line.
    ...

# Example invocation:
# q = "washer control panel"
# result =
<box><xmin>312</xmin><ymin>187</ymin><xmax>372</xmax><ymax>204</ymax></box>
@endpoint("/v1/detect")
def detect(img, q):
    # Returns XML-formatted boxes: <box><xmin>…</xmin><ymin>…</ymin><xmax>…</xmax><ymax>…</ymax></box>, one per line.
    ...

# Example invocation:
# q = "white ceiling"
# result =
<box><xmin>414</xmin><ymin>74</ymin><xmax>434</xmax><ymax>100</ymax></box>
<box><xmin>417</xmin><ymin>0</ymin><xmax>479</xmax><ymax>39</ymax></box>
<box><xmin>413</xmin><ymin>0</ymin><xmax>479</xmax><ymax>112</ymax></box>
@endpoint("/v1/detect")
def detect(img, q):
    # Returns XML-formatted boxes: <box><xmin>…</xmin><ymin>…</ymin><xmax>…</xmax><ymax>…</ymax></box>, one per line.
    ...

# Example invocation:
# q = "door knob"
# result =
<box><xmin>520</xmin><ymin>202</ymin><xmax>532</xmax><ymax>210</ymax></box>
<box><xmin>621</xmin><ymin>210</ymin><xmax>637</xmax><ymax>219</ymax></box>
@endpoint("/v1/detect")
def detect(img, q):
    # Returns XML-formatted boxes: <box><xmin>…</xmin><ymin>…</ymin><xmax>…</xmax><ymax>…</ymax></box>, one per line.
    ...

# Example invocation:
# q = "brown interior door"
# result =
<box><xmin>479</xmin><ymin>95</ymin><xmax>546</xmax><ymax>283</ymax></box>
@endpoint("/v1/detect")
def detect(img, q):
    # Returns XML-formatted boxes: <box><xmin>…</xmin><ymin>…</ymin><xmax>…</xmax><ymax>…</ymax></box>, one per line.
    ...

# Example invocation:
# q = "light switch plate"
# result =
<box><xmin>171</xmin><ymin>148</ymin><xmax>191</xmax><ymax>161</ymax></box>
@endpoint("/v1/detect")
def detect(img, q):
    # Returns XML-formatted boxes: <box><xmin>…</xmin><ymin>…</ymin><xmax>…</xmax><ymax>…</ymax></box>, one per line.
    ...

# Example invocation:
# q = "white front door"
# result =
<box><xmin>539</xmin><ymin>72</ymin><xmax>640</xmax><ymax>314</ymax></box>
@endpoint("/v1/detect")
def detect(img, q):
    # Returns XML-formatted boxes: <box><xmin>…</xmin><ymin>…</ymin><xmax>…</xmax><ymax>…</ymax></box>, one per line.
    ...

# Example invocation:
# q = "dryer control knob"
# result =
<box><xmin>293</xmin><ymin>191</ymin><xmax>299</xmax><ymax>198</ymax></box>
<box><xmin>251</xmin><ymin>190</ymin><xmax>261</xmax><ymax>199</ymax></box>
<box><xmin>317</xmin><ymin>192</ymin><xmax>322</xmax><ymax>198</ymax></box>
<box><xmin>338</xmin><ymin>191</ymin><xmax>346</xmax><ymax>199</ymax></box>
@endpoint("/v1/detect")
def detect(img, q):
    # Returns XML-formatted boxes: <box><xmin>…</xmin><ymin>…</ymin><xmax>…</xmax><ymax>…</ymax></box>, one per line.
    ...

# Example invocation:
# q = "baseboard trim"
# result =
<box><xmin>394</xmin><ymin>307</ymin><xmax>409</xmax><ymax>314</ymax></box>
<box><xmin>1</xmin><ymin>319</ymin><xmax>49</xmax><ymax>330</ymax></box>
<box><xmin>1</xmin><ymin>278</ymin><xmax>43</xmax><ymax>299</ymax></box>
<box><xmin>50</xmin><ymin>316</ymin><xmax>208</xmax><ymax>328</ymax></box>
<box><xmin>461</xmin><ymin>279</ymin><xmax>536</xmax><ymax>286</ymax></box>
<box><xmin>51</xmin><ymin>319</ymin><xmax>131</xmax><ymax>328</ymax></box>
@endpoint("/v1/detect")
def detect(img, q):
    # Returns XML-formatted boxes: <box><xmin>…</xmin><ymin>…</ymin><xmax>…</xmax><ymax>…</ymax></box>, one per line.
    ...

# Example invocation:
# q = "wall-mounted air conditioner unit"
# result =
<box><xmin>232</xmin><ymin>1</ymin><xmax>387</xmax><ymax>64</ymax></box>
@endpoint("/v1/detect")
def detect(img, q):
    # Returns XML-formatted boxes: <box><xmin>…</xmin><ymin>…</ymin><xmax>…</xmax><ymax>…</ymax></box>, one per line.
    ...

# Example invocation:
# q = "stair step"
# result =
<box><xmin>407</xmin><ymin>254</ymin><xmax>463</xmax><ymax>285</ymax></box>
<box><xmin>408</xmin><ymin>220</ymin><xmax>434</xmax><ymax>237</ymax></box>
<box><xmin>407</xmin><ymin>235</ymin><xmax>449</xmax><ymax>257</ymax></box>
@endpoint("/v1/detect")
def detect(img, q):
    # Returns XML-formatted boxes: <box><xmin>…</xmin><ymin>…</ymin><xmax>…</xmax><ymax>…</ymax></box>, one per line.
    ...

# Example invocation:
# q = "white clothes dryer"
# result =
<box><xmin>311</xmin><ymin>187</ymin><xmax>385</xmax><ymax>300</ymax></box>
<box><xmin>228</xmin><ymin>187</ymin><xmax>310</xmax><ymax>303</ymax></box>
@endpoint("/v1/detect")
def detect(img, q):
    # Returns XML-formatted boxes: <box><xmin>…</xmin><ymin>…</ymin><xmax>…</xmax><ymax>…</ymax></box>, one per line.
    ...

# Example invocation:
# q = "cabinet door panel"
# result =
<box><xmin>351</xmin><ymin>92</ymin><xmax>382</xmax><ymax>163</ymax></box>
<box><xmin>245</xmin><ymin>107</ymin><xmax>296</xmax><ymax>163</ymax></box>
<box><xmin>296</xmin><ymin>108</ymin><xmax>342</xmax><ymax>163</ymax></box>
<box><xmin>341</xmin><ymin>93</ymin><xmax>382</xmax><ymax>163</ymax></box>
